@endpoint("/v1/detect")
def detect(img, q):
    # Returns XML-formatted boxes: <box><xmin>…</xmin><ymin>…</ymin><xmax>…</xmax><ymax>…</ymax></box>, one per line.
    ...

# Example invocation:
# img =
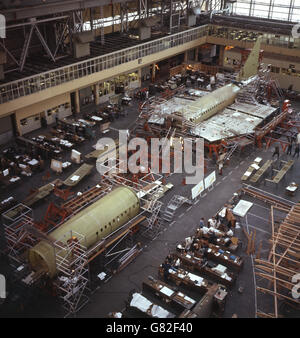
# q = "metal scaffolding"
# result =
<box><xmin>255</xmin><ymin>202</ymin><xmax>300</xmax><ymax>318</ymax></box>
<box><xmin>1</xmin><ymin>204</ymin><xmax>37</xmax><ymax>265</ymax></box>
<box><xmin>54</xmin><ymin>230</ymin><xmax>90</xmax><ymax>317</ymax></box>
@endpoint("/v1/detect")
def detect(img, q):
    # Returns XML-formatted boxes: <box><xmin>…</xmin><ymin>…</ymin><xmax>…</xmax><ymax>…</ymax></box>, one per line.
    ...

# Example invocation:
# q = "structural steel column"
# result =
<box><xmin>151</xmin><ymin>63</ymin><xmax>156</xmax><ymax>82</ymax></box>
<box><xmin>137</xmin><ymin>68</ymin><xmax>142</xmax><ymax>86</ymax></box>
<box><xmin>75</xmin><ymin>90</ymin><xmax>80</xmax><ymax>113</ymax></box>
<box><xmin>218</xmin><ymin>45</ymin><xmax>225</xmax><ymax>66</ymax></box>
<box><xmin>184</xmin><ymin>50</ymin><xmax>188</xmax><ymax>63</ymax></box>
<box><xmin>195</xmin><ymin>47</ymin><xmax>199</xmax><ymax>61</ymax></box>
<box><xmin>94</xmin><ymin>83</ymin><xmax>99</xmax><ymax>105</ymax></box>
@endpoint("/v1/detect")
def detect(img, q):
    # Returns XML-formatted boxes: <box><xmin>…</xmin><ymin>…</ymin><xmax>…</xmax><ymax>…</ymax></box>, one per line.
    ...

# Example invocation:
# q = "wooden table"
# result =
<box><xmin>266</xmin><ymin>160</ymin><xmax>294</xmax><ymax>185</ymax></box>
<box><xmin>250</xmin><ymin>160</ymin><xmax>273</xmax><ymax>183</ymax></box>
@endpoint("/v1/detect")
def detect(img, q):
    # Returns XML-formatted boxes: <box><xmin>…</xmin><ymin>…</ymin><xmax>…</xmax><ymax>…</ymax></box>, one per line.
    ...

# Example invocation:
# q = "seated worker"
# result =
<box><xmin>166</xmin><ymin>254</ymin><xmax>173</xmax><ymax>264</ymax></box>
<box><xmin>174</xmin><ymin>258</ymin><xmax>181</xmax><ymax>268</ymax></box>
<box><xmin>226</xmin><ymin>229</ymin><xmax>234</xmax><ymax>237</ymax></box>
<box><xmin>208</xmin><ymin>216</ymin><xmax>217</xmax><ymax>228</ymax></box>
<box><xmin>195</xmin><ymin>228</ymin><xmax>201</xmax><ymax>238</ymax></box>
<box><xmin>224</xmin><ymin>237</ymin><xmax>232</xmax><ymax>247</ymax></box>
<box><xmin>161</xmin><ymin>260</ymin><xmax>177</xmax><ymax>280</ymax></box>
<box><xmin>208</xmin><ymin>232</ymin><xmax>217</xmax><ymax>244</ymax></box>
<box><xmin>201</xmin><ymin>247</ymin><xmax>209</xmax><ymax>259</ymax></box>
<box><xmin>190</xmin><ymin>241</ymin><xmax>197</xmax><ymax>253</ymax></box>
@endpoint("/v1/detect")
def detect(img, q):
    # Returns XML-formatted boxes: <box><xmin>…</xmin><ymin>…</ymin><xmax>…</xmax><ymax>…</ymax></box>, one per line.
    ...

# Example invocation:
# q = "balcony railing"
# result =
<box><xmin>0</xmin><ymin>25</ymin><xmax>209</xmax><ymax>105</ymax></box>
<box><xmin>0</xmin><ymin>22</ymin><xmax>298</xmax><ymax>105</ymax></box>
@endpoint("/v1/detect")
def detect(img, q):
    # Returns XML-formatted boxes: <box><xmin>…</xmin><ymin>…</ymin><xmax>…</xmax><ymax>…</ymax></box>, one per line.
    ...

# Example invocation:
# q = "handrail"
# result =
<box><xmin>0</xmin><ymin>24</ymin><xmax>210</xmax><ymax>104</ymax></box>
<box><xmin>0</xmin><ymin>22</ymin><xmax>298</xmax><ymax>105</ymax></box>
<box><xmin>1</xmin><ymin>25</ymin><xmax>209</xmax><ymax>88</ymax></box>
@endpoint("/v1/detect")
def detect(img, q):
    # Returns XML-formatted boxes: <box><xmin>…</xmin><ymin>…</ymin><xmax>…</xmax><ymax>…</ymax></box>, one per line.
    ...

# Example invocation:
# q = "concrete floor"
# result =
<box><xmin>0</xmin><ymin>94</ymin><xmax>300</xmax><ymax>318</ymax></box>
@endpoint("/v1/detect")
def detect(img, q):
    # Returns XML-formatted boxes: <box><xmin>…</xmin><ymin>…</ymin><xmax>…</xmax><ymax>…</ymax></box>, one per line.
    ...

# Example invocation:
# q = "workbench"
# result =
<box><xmin>63</xmin><ymin>163</ymin><xmax>93</xmax><ymax>187</ymax></box>
<box><xmin>199</xmin><ymin>244</ymin><xmax>243</xmax><ymax>272</ymax></box>
<box><xmin>142</xmin><ymin>278</ymin><xmax>196</xmax><ymax>312</ymax></box>
<box><xmin>241</xmin><ymin>157</ymin><xmax>262</xmax><ymax>181</ymax></box>
<box><xmin>265</xmin><ymin>160</ymin><xmax>294</xmax><ymax>185</ymax></box>
<box><xmin>173</xmin><ymin>251</ymin><xmax>236</xmax><ymax>288</ymax></box>
<box><xmin>129</xmin><ymin>292</ymin><xmax>175</xmax><ymax>318</ymax></box>
<box><xmin>250</xmin><ymin>160</ymin><xmax>273</xmax><ymax>183</ymax></box>
<box><xmin>158</xmin><ymin>266</ymin><xmax>209</xmax><ymax>294</ymax></box>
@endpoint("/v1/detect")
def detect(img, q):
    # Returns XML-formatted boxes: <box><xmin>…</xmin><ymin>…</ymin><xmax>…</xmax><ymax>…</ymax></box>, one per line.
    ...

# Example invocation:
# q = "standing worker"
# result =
<box><xmin>217</xmin><ymin>151</ymin><xmax>226</xmax><ymax>175</ymax></box>
<box><xmin>287</xmin><ymin>141</ymin><xmax>293</xmax><ymax>155</ymax></box>
<box><xmin>218</xmin><ymin>160</ymin><xmax>223</xmax><ymax>175</ymax></box>
<box><xmin>53</xmin><ymin>111</ymin><xmax>58</xmax><ymax>126</ymax></box>
<box><xmin>293</xmin><ymin>144</ymin><xmax>300</xmax><ymax>159</ymax></box>
<box><xmin>272</xmin><ymin>145</ymin><xmax>280</xmax><ymax>160</ymax></box>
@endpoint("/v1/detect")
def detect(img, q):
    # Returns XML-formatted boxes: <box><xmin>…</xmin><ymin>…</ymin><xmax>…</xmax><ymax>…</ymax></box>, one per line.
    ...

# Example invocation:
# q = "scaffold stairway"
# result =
<box><xmin>162</xmin><ymin>195</ymin><xmax>192</xmax><ymax>222</ymax></box>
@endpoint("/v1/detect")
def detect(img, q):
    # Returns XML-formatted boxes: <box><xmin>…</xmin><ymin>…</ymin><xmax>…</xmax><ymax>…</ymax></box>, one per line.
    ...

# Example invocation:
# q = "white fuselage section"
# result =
<box><xmin>184</xmin><ymin>83</ymin><xmax>241</xmax><ymax>124</ymax></box>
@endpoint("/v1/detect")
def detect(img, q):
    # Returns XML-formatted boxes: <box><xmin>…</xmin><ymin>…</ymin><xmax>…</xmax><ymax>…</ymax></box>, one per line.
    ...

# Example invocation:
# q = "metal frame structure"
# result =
<box><xmin>1</xmin><ymin>17</ymin><xmax>299</xmax><ymax>105</ymax></box>
<box><xmin>1</xmin><ymin>204</ymin><xmax>37</xmax><ymax>265</ymax></box>
<box><xmin>232</xmin><ymin>0</ymin><xmax>300</xmax><ymax>22</ymax></box>
<box><xmin>54</xmin><ymin>230</ymin><xmax>90</xmax><ymax>317</ymax></box>
<box><xmin>255</xmin><ymin>203</ymin><xmax>300</xmax><ymax>318</ymax></box>
<box><xmin>97</xmin><ymin>151</ymin><xmax>166</xmax><ymax>238</ymax></box>
<box><xmin>0</xmin><ymin>24</ymin><xmax>209</xmax><ymax>104</ymax></box>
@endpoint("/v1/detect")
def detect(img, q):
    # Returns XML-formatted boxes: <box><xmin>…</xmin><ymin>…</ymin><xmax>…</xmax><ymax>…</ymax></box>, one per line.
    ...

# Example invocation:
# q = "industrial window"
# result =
<box><xmin>20</xmin><ymin>118</ymin><xmax>27</xmax><ymax>126</ymax></box>
<box><xmin>271</xmin><ymin>66</ymin><xmax>280</xmax><ymax>74</ymax></box>
<box><xmin>232</xmin><ymin>0</ymin><xmax>297</xmax><ymax>22</ymax></box>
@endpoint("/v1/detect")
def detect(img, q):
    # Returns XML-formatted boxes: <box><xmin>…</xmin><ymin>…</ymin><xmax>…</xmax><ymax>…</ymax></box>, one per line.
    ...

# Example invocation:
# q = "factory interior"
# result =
<box><xmin>0</xmin><ymin>0</ymin><xmax>300</xmax><ymax>321</ymax></box>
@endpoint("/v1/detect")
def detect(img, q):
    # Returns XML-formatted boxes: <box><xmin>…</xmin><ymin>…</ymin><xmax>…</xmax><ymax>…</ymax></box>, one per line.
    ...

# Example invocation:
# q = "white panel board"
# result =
<box><xmin>204</xmin><ymin>171</ymin><xmax>216</xmax><ymax>189</ymax></box>
<box><xmin>191</xmin><ymin>180</ymin><xmax>205</xmax><ymax>199</ymax></box>
<box><xmin>233</xmin><ymin>200</ymin><xmax>253</xmax><ymax>217</ymax></box>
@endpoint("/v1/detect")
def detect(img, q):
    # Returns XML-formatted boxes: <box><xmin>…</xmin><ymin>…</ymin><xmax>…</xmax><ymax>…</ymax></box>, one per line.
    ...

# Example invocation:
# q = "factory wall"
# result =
<box><xmin>15</xmin><ymin>93</ymin><xmax>71</xmax><ymax>136</ymax></box>
<box><xmin>207</xmin><ymin>36</ymin><xmax>300</xmax><ymax>59</ymax></box>
<box><xmin>0</xmin><ymin>36</ymin><xmax>207</xmax><ymax>118</ymax></box>
<box><xmin>223</xmin><ymin>49</ymin><xmax>300</xmax><ymax>91</ymax></box>
<box><xmin>0</xmin><ymin>115</ymin><xmax>13</xmax><ymax>145</ymax></box>
<box><xmin>1</xmin><ymin>28</ymin><xmax>299</xmax><ymax>138</ymax></box>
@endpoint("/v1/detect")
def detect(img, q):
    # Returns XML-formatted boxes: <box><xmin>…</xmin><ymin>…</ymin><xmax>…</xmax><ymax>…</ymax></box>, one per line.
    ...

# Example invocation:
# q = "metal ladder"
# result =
<box><xmin>142</xmin><ymin>200</ymin><xmax>163</xmax><ymax>238</ymax></box>
<box><xmin>223</xmin><ymin>142</ymin><xmax>239</xmax><ymax>162</ymax></box>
